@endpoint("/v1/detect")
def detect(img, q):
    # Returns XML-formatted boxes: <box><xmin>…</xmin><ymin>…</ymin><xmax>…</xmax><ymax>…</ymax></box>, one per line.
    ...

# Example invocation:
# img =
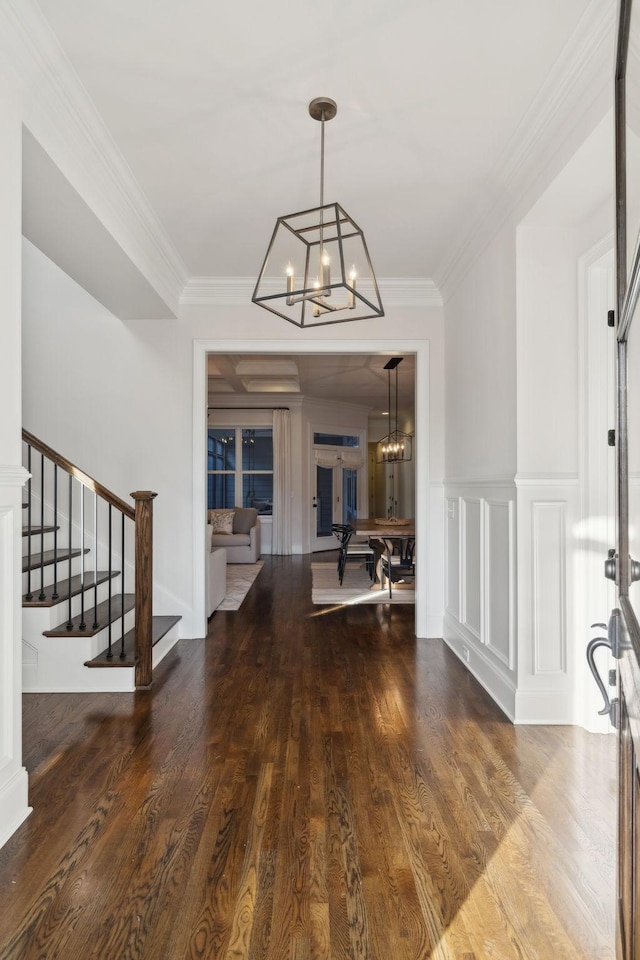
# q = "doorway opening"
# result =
<box><xmin>193</xmin><ymin>339</ymin><xmax>431</xmax><ymax>640</ymax></box>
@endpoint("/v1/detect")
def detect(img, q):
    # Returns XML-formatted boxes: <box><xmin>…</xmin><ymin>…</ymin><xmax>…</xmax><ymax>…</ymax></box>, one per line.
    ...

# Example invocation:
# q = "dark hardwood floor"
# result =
<box><xmin>0</xmin><ymin>554</ymin><xmax>615</xmax><ymax>959</ymax></box>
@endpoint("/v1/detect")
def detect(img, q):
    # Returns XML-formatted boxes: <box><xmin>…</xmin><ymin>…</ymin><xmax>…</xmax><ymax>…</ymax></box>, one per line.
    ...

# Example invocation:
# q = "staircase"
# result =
<box><xmin>21</xmin><ymin>431</ymin><xmax>181</xmax><ymax>693</ymax></box>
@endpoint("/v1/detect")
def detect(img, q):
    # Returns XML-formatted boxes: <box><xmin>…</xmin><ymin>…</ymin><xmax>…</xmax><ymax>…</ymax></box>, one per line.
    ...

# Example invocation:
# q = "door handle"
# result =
<box><xmin>586</xmin><ymin>617</ymin><xmax>620</xmax><ymax>728</ymax></box>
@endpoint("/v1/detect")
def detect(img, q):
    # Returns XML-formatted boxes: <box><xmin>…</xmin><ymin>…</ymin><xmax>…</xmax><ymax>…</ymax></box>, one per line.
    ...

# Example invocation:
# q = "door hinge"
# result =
<box><xmin>608</xmin><ymin>309</ymin><xmax>615</xmax><ymax>328</ymax></box>
<box><xmin>610</xmin><ymin>698</ymin><xmax>620</xmax><ymax>729</ymax></box>
<box><xmin>608</xmin><ymin>429</ymin><xmax>616</xmax><ymax>446</ymax></box>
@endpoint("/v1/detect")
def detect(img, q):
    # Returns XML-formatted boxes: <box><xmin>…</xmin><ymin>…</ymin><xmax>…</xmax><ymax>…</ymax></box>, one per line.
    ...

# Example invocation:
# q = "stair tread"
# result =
<box><xmin>23</xmin><ymin>570</ymin><xmax>120</xmax><ymax>607</ymax></box>
<box><xmin>23</xmin><ymin>547</ymin><xmax>89</xmax><ymax>573</ymax></box>
<box><xmin>43</xmin><ymin>593</ymin><xmax>135</xmax><ymax>637</ymax></box>
<box><xmin>22</xmin><ymin>524</ymin><xmax>58</xmax><ymax>537</ymax></box>
<box><xmin>85</xmin><ymin>615</ymin><xmax>182</xmax><ymax>667</ymax></box>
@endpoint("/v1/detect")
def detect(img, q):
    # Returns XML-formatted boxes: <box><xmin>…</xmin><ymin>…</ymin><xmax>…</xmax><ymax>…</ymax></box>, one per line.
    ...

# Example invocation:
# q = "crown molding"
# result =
<box><xmin>1</xmin><ymin>0</ymin><xmax>189</xmax><ymax>311</ymax></box>
<box><xmin>181</xmin><ymin>276</ymin><xmax>443</xmax><ymax>307</ymax></box>
<box><xmin>435</xmin><ymin>0</ymin><xmax>616</xmax><ymax>301</ymax></box>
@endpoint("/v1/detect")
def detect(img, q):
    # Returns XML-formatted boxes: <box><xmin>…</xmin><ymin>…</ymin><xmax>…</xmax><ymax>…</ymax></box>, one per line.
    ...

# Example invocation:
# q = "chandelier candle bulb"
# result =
<box><xmin>286</xmin><ymin>263</ymin><xmax>295</xmax><ymax>305</ymax></box>
<box><xmin>348</xmin><ymin>266</ymin><xmax>356</xmax><ymax>308</ymax></box>
<box><xmin>321</xmin><ymin>252</ymin><xmax>331</xmax><ymax>295</ymax></box>
<box><xmin>313</xmin><ymin>278</ymin><xmax>321</xmax><ymax>317</ymax></box>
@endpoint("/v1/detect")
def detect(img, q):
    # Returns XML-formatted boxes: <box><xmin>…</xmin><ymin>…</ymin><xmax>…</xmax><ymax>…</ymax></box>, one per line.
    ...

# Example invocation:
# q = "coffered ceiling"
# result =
<box><xmin>207</xmin><ymin>353</ymin><xmax>416</xmax><ymax>421</ymax></box>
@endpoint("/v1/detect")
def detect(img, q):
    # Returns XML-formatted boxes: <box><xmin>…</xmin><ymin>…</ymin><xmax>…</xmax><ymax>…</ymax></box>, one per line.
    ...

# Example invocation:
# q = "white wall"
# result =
<box><xmin>443</xmin><ymin>112</ymin><xmax>615</xmax><ymax>724</ymax></box>
<box><xmin>443</xmin><ymin>223</ymin><xmax>519</xmax><ymax>716</ymax></box>
<box><xmin>445</xmin><ymin>226</ymin><xmax>518</xmax><ymax>483</ymax></box>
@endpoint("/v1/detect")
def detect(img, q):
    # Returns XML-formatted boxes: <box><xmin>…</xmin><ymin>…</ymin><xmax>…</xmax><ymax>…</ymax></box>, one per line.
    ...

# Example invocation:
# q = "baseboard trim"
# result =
<box><xmin>513</xmin><ymin>688</ymin><xmax>576</xmax><ymax>725</ymax></box>
<box><xmin>0</xmin><ymin>767</ymin><xmax>31</xmax><ymax>850</ymax></box>
<box><xmin>443</xmin><ymin>614</ymin><xmax>516</xmax><ymax>721</ymax></box>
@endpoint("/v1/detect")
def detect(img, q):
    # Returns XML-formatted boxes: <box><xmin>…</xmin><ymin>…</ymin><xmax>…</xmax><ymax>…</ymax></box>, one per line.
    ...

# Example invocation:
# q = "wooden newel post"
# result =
<box><xmin>131</xmin><ymin>491</ymin><xmax>157</xmax><ymax>688</ymax></box>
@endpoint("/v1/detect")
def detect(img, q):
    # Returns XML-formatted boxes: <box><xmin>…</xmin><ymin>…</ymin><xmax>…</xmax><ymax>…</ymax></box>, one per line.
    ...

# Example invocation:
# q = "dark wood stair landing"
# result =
<box><xmin>22</xmin><ymin>570</ymin><xmax>119</xmax><ymax>607</ymax></box>
<box><xmin>22</xmin><ymin>547</ymin><xmax>88</xmax><ymax>573</ymax></box>
<box><xmin>43</xmin><ymin>593</ymin><xmax>135</xmax><ymax>637</ymax></box>
<box><xmin>85</xmin><ymin>615</ymin><xmax>181</xmax><ymax>667</ymax></box>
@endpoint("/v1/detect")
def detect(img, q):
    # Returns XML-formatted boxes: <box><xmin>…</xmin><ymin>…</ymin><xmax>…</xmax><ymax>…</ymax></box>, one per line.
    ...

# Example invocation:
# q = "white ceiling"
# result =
<box><xmin>25</xmin><ymin>1</ymin><xmax>612</xmax><ymax>413</ymax></box>
<box><xmin>34</xmin><ymin>0</ymin><xmax>600</xmax><ymax>284</ymax></box>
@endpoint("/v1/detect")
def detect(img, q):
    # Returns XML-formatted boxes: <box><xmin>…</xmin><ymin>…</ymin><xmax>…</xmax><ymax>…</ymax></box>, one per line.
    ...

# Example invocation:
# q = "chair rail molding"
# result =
<box><xmin>444</xmin><ymin>476</ymin><xmax>516</xmax><ymax>490</ymax></box>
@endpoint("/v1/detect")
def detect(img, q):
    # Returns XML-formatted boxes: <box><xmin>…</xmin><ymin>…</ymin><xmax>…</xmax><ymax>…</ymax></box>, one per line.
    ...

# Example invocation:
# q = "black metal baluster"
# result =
<box><xmin>92</xmin><ymin>492</ymin><xmax>98</xmax><ymax>629</ymax></box>
<box><xmin>25</xmin><ymin>444</ymin><xmax>33</xmax><ymax>601</ymax></box>
<box><xmin>38</xmin><ymin>452</ymin><xmax>46</xmax><ymax>600</ymax></box>
<box><xmin>66</xmin><ymin>474</ymin><xmax>73</xmax><ymax>631</ymax></box>
<box><xmin>120</xmin><ymin>511</ymin><xmax>126</xmax><ymax>659</ymax></box>
<box><xmin>107</xmin><ymin>504</ymin><xmax>113</xmax><ymax>659</ymax></box>
<box><xmin>79</xmin><ymin>485</ymin><xmax>86</xmax><ymax>630</ymax></box>
<box><xmin>52</xmin><ymin>465</ymin><xmax>59</xmax><ymax>600</ymax></box>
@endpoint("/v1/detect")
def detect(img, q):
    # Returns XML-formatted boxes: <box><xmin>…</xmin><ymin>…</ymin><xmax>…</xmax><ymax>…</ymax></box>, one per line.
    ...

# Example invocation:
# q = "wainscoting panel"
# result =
<box><xmin>446</xmin><ymin>498</ymin><xmax>460</xmax><ymax>619</ymax></box>
<box><xmin>461</xmin><ymin>498</ymin><xmax>482</xmax><ymax>640</ymax></box>
<box><xmin>484</xmin><ymin>500</ymin><xmax>514</xmax><ymax>669</ymax></box>
<box><xmin>532</xmin><ymin>501</ymin><xmax>567</xmax><ymax>675</ymax></box>
<box><xmin>443</xmin><ymin>481</ymin><xmax>517</xmax><ymax>720</ymax></box>
<box><xmin>514</xmin><ymin>477</ymin><xmax>578</xmax><ymax>724</ymax></box>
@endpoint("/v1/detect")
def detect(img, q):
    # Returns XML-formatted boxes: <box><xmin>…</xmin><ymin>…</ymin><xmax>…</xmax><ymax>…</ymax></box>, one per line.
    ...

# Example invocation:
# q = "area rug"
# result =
<box><xmin>217</xmin><ymin>561</ymin><xmax>264</xmax><ymax>611</ymax></box>
<box><xmin>311</xmin><ymin>562</ymin><xmax>415</xmax><ymax>605</ymax></box>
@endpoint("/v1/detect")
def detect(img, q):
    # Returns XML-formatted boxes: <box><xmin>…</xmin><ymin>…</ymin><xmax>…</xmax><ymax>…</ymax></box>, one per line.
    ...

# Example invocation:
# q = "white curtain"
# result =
<box><xmin>340</xmin><ymin>448</ymin><xmax>365</xmax><ymax>469</ymax></box>
<box><xmin>314</xmin><ymin>449</ymin><xmax>340</xmax><ymax>469</ymax></box>
<box><xmin>272</xmin><ymin>409</ymin><xmax>292</xmax><ymax>555</ymax></box>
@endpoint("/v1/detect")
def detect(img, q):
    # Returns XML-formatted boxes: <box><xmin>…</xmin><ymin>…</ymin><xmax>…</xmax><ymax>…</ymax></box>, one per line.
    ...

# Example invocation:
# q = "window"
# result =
<box><xmin>313</xmin><ymin>432</ymin><xmax>359</xmax><ymax>447</ymax></box>
<box><xmin>208</xmin><ymin>427</ymin><xmax>273</xmax><ymax>513</ymax></box>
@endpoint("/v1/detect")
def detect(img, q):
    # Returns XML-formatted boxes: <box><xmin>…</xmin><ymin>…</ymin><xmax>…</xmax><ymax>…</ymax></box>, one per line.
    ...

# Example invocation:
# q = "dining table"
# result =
<box><xmin>353</xmin><ymin>519</ymin><xmax>415</xmax><ymax>539</ymax></box>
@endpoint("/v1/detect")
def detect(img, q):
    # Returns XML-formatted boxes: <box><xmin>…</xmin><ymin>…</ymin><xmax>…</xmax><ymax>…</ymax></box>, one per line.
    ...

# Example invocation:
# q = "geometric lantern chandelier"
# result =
<box><xmin>376</xmin><ymin>357</ymin><xmax>413</xmax><ymax>463</ymax></box>
<box><xmin>252</xmin><ymin>97</ymin><xmax>384</xmax><ymax>328</ymax></box>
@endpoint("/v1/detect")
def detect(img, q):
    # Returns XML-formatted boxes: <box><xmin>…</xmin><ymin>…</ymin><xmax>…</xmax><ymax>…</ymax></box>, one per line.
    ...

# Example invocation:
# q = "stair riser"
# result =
<box><xmin>22</xmin><ymin>633</ymin><xmax>135</xmax><ymax>693</ymax></box>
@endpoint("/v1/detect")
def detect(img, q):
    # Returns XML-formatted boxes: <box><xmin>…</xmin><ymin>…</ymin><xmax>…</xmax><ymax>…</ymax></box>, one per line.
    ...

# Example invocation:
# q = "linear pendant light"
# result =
<box><xmin>377</xmin><ymin>357</ymin><xmax>412</xmax><ymax>463</ymax></box>
<box><xmin>252</xmin><ymin>97</ymin><xmax>384</xmax><ymax>328</ymax></box>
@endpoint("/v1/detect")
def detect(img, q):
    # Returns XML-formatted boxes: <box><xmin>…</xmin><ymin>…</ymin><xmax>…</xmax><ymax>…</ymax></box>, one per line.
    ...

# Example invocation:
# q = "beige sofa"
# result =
<box><xmin>206</xmin><ymin>546</ymin><xmax>227</xmax><ymax>617</ymax></box>
<box><xmin>208</xmin><ymin>507</ymin><xmax>261</xmax><ymax>564</ymax></box>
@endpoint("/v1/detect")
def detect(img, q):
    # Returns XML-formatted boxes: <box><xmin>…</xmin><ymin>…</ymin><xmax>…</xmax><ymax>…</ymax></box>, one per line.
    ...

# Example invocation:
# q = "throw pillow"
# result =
<box><xmin>209</xmin><ymin>510</ymin><xmax>235</xmax><ymax>535</ymax></box>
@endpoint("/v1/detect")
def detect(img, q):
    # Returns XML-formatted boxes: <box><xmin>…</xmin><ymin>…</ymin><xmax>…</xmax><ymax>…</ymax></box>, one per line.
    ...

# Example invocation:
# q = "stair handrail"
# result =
<box><xmin>22</xmin><ymin>430</ymin><xmax>135</xmax><ymax>520</ymax></box>
<box><xmin>22</xmin><ymin>429</ymin><xmax>157</xmax><ymax>687</ymax></box>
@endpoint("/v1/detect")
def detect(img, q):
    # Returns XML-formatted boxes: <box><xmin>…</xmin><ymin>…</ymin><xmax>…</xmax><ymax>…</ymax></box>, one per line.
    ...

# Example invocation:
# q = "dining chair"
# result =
<box><xmin>331</xmin><ymin>524</ymin><xmax>375</xmax><ymax>584</ymax></box>
<box><xmin>379</xmin><ymin>536</ymin><xmax>415</xmax><ymax>598</ymax></box>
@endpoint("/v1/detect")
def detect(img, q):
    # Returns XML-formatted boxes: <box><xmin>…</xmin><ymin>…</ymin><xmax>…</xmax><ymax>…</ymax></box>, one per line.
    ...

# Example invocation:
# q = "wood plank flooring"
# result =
<box><xmin>0</xmin><ymin>554</ymin><xmax>616</xmax><ymax>959</ymax></box>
